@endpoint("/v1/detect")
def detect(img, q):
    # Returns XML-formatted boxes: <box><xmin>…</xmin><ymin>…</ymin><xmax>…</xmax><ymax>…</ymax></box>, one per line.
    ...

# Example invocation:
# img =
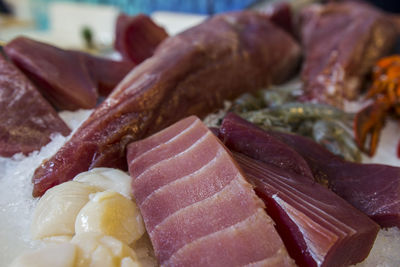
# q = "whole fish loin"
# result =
<box><xmin>300</xmin><ymin>1</ymin><xmax>397</xmax><ymax>107</ymax></box>
<box><xmin>127</xmin><ymin>116</ymin><xmax>295</xmax><ymax>266</ymax></box>
<box><xmin>32</xmin><ymin>11</ymin><xmax>301</xmax><ymax>197</ymax></box>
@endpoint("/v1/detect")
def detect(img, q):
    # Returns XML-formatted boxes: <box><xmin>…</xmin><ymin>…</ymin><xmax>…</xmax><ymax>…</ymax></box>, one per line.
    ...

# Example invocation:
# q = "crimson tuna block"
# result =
<box><xmin>0</xmin><ymin>55</ymin><xmax>70</xmax><ymax>157</ymax></box>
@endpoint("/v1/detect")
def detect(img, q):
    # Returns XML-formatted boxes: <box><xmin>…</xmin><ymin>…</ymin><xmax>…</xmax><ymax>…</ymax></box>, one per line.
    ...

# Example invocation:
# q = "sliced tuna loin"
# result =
<box><xmin>270</xmin><ymin>130</ymin><xmax>400</xmax><ymax>229</ymax></box>
<box><xmin>31</xmin><ymin>11</ymin><xmax>301</xmax><ymax>197</ymax></box>
<box><xmin>127</xmin><ymin>116</ymin><xmax>295</xmax><ymax>267</ymax></box>
<box><xmin>114</xmin><ymin>13</ymin><xmax>168</xmax><ymax>64</ymax></box>
<box><xmin>219</xmin><ymin>112</ymin><xmax>313</xmax><ymax>179</ymax></box>
<box><xmin>300</xmin><ymin>1</ymin><xmax>397</xmax><ymax>107</ymax></box>
<box><xmin>0</xmin><ymin>55</ymin><xmax>70</xmax><ymax>157</ymax></box>
<box><xmin>4</xmin><ymin>37</ymin><xmax>134</xmax><ymax>110</ymax></box>
<box><xmin>234</xmin><ymin>153</ymin><xmax>379</xmax><ymax>267</ymax></box>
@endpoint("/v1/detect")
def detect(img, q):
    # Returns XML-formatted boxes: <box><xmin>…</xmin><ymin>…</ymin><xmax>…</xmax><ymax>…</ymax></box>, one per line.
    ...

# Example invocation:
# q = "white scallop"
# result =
<box><xmin>9</xmin><ymin>242</ymin><xmax>77</xmax><ymax>267</ymax></box>
<box><xmin>71</xmin><ymin>232</ymin><xmax>139</xmax><ymax>267</ymax></box>
<box><xmin>75</xmin><ymin>191</ymin><xmax>145</xmax><ymax>245</ymax></box>
<box><xmin>31</xmin><ymin>181</ymin><xmax>100</xmax><ymax>239</ymax></box>
<box><xmin>73</xmin><ymin>168</ymin><xmax>133</xmax><ymax>199</ymax></box>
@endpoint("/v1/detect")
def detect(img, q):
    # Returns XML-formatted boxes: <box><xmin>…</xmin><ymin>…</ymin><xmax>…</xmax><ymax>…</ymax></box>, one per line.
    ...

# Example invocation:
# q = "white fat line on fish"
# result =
<box><xmin>133</xmin><ymin>131</ymin><xmax>212</xmax><ymax>182</ymax></box>
<box><xmin>164</xmin><ymin>208</ymin><xmax>266</xmax><ymax>265</ymax></box>
<box><xmin>139</xmin><ymin>148</ymin><xmax>224</xmax><ymax>206</ymax></box>
<box><xmin>129</xmin><ymin>119</ymin><xmax>200</xmax><ymax>166</ymax></box>
<box><xmin>149</xmin><ymin>173</ymin><xmax>242</xmax><ymax>235</ymax></box>
<box><xmin>236</xmin><ymin>155</ymin><xmax>356</xmax><ymax>235</ymax></box>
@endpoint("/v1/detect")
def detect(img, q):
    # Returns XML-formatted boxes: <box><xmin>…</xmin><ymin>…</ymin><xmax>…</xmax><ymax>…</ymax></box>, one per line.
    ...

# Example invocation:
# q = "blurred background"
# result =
<box><xmin>1</xmin><ymin>0</ymin><xmax>398</xmax><ymax>50</ymax></box>
<box><xmin>0</xmin><ymin>0</ymin><xmax>273</xmax><ymax>49</ymax></box>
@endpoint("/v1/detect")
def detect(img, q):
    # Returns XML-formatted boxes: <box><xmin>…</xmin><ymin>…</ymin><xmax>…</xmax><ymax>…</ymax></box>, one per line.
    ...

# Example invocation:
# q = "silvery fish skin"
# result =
<box><xmin>31</xmin><ymin>11</ymin><xmax>301</xmax><ymax>197</ymax></box>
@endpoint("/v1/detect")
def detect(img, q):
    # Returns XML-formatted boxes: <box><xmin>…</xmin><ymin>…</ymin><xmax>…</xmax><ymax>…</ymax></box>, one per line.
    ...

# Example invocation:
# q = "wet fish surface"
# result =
<box><xmin>127</xmin><ymin>116</ymin><xmax>295</xmax><ymax>267</ymax></box>
<box><xmin>218</xmin><ymin>113</ymin><xmax>379</xmax><ymax>266</ymax></box>
<box><xmin>271</xmin><ymin>129</ymin><xmax>400</xmax><ymax>228</ymax></box>
<box><xmin>4</xmin><ymin>37</ymin><xmax>135</xmax><ymax>110</ymax></box>
<box><xmin>0</xmin><ymin>55</ymin><xmax>70</xmax><ymax>157</ymax></box>
<box><xmin>300</xmin><ymin>1</ymin><xmax>397</xmax><ymax>107</ymax></box>
<box><xmin>31</xmin><ymin>11</ymin><xmax>301</xmax><ymax>197</ymax></box>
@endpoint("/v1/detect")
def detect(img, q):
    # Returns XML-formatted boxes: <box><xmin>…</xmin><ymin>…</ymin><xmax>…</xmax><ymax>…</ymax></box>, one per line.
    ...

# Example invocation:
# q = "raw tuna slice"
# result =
<box><xmin>300</xmin><ymin>1</ymin><xmax>397</xmax><ymax>107</ymax></box>
<box><xmin>0</xmin><ymin>55</ymin><xmax>70</xmax><ymax>157</ymax></box>
<box><xmin>234</xmin><ymin>153</ymin><xmax>379</xmax><ymax>267</ymax></box>
<box><xmin>31</xmin><ymin>11</ymin><xmax>301</xmax><ymax>197</ymax></box>
<box><xmin>219</xmin><ymin>112</ymin><xmax>313</xmax><ymax>179</ymax></box>
<box><xmin>4</xmin><ymin>37</ymin><xmax>134</xmax><ymax>110</ymax></box>
<box><xmin>4</xmin><ymin>37</ymin><xmax>98</xmax><ymax>110</ymax></box>
<box><xmin>270</xmin><ymin>130</ymin><xmax>400</xmax><ymax>228</ymax></box>
<box><xmin>81</xmin><ymin>53</ymin><xmax>134</xmax><ymax>96</ymax></box>
<box><xmin>127</xmin><ymin>116</ymin><xmax>295</xmax><ymax>267</ymax></box>
<box><xmin>114</xmin><ymin>13</ymin><xmax>168</xmax><ymax>64</ymax></box>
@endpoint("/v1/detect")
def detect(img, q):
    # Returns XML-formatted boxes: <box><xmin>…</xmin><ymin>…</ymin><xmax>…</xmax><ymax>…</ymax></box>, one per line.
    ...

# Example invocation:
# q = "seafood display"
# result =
<box><xmin>115</xmin><ymin>14</ymin><xmax>169</xmax><ymax>64</ymax></box>
<box><xmin>354</xmin><ymin>55</ymin><xmax>400</xmax><ymax>156</ymax></box>
<box><xmin>31</xmin><ymin>11</ymin><xmax>301</xmax><ymax>197</ymax></box>
<box><xmin>219</xmin><ymin>113</ymin><xmax>379</xmax><ymax>266</ymax></box>
<box><xmin>2</xmin><ymin>1</ymin><xmax>400</xmax><ymax>266</ymax></box>
<box><xmin>4</xmin><ymin>37</ymin><xmax>135</xmax><ymax>110</ymax></box>
<box><xmin>0</xmin><ymin>54</ymin><xmax>70</xmax><ymax>157</ymax></box>
<box><xmin>300</xmin><ymin>1</ymin><xmax>397</xmax><ymax>108</ymax></box>
<box><xmin>127</xmin><ymin>116</ymin><xmax>295</xmax><ymax>266</ymax></box>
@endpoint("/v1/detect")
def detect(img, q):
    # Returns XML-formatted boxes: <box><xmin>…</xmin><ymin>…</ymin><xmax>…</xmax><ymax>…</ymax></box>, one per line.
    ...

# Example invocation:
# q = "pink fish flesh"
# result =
<box><xmin>127</xmin><ymin>116</ymin><xmax>295</xmax><ymax>267</ymax></box>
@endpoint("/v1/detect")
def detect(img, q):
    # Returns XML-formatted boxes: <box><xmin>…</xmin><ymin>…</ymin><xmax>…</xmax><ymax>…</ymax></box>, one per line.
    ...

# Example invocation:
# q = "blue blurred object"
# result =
<box><xmin>32</xmin><ymin>0</ymin><xmax>261</xmax><ymax>29</ymax></box>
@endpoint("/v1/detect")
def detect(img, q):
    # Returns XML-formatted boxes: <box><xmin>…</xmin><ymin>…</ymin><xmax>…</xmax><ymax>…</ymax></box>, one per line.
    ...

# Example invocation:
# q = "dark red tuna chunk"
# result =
<box><xmin>219</xmin><ymin>113</ymin><xmax>313</xmax><ymax>179</ymax></box>
<box><xmin>4</xmin><ymin>37</ymin><xmax>98</xmax><ymax>110</ymax></box>
<box><xmin>0</xmin><ymin>55</ymin><xmax>70</xmax><ymax>157</ymax></box>
<box><xmin>31</xmin><ymin>11</ymin><xmax>301</xmax><ymax>197</ymax></box>
<box><xmin>114</xmin><ymin>13</ymin><xmax>168</xmax><ymax>64</ymax></box>
<box><xmin>79</xmin><ymin>52</ymin><xmax>135</xmax><ymax>96</ymax></box>
<box><xmin>271</xmin><ymin>130</ymin><xmax>400</xmax><ymax>228</ymax></box>
<box><xmin>218</xmin><ymin>113</ymin><xmax>379</xmax><ymax>266</ymax></box>
<box><xmin>234</xmin><ymin>153</ymin><xmax>379</xmax><ymax>267</ymax></box>
<box><xmin>4</xmin><ymin>37</ymin><xmax>134</xmax><ymax>110</ymax></box>
<box><xmin>299</xmin><ymin>1</ymin><xmax>397</xmax><ymax>107</ymax></box>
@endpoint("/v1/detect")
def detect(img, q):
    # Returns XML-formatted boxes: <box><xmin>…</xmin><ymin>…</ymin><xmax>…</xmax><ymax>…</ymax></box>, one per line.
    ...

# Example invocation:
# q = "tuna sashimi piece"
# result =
<box><xmin>4</xmin><ymin>37</ymin><xmax>134</xmax><ymax>110</ymax></box>
<box><xmin>114</xmin><ymin>13</ymin><xmax>168</xmax><ymax>64</ymax></box>
<box><xmin>127</xmin><ymin>116</ymin><xmax>295</xmax><ymax>266</ymax></box>
<box><xmin>4</xmin><ymin>37</ymin><xmax>97</xmax><ymax>110</ymax></box>
<box><xmin>0</xmin><ymin>55</ymin><xmax>70</xmax><ymax>157</ymax></box>
<box><xmin>300</xmin><ymin>1</ymin><xmax>397</xmax><ymax>107</ymax></box>
<box><xmin>220</xmin><ymin>113</ymin><xmax>400</xmax><ymax>228</ymax></box>
<box><xmin>219</xmin><ymin>113</ymin><xmax>313</xmax><ymax>179</ymax></box>
<box><xmin>234</xmin><ymin>153</ymin><xmax>379</xmax><ymax>267</ymax></box>
<box><xmin>270</xmin><ymin>130</ymin><xmax>400</xmax><ymax>228</ymax></box>
<box><xmin>31</xmin><ymin>11</ymin><xmax>301</xmax><ymax>197</ymax></box>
